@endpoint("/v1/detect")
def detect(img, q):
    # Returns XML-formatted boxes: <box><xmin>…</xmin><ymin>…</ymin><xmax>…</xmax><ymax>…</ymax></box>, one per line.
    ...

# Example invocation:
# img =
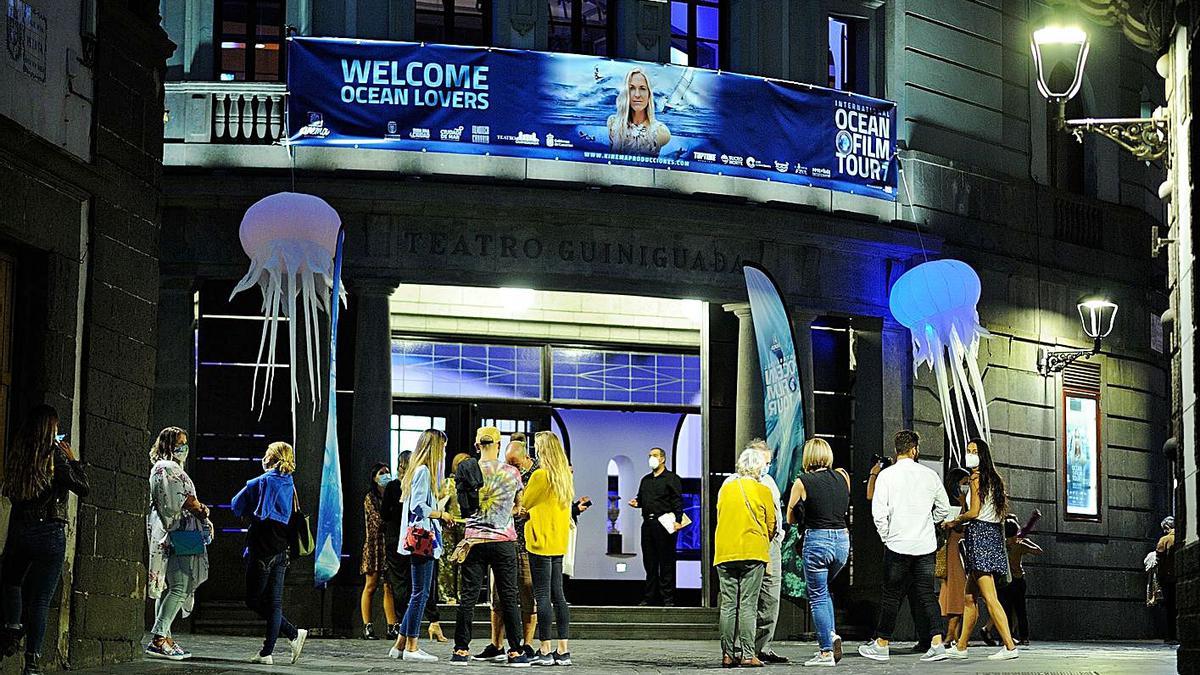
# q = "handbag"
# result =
<box><xmin>934</xmin><ymin>542</ymin><xmax>948</xmax><ymax>579</ymax></box>
<box><xmin>288</xmin><ymin>490</ymin><xmax>315</xmax><ymax>559</ymax></box>
<box><xmin>169</xmin><ymin>529</ymin><xmax>206</xmax><ymax>556</ymax></box>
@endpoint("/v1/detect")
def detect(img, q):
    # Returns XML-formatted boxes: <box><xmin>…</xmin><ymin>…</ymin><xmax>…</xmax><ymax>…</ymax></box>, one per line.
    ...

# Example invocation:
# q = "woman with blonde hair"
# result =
<box><xmin>232</xmin><ymin>442</ymin><xmax>307</xmax><ymax>665</ymax></box>
<box><xmin>145</xmin><ymin>425</ymin><xmax>210</xmax><ymax>662</ymax></box>
<box><xmin>0</xmin><ymin>405</ymin><xmax>88</xmax><ymax>675</ymax></box>
<box><xmin>607</xmin><ymin>66</ymin><xmax>671</xmax><ymax>156</ymax></box>
<box><xmin>786</xmin><ymin>438</ymin><xmax>851</xmax><ymax>667</ymax></box>
<box><xmin>715</xmin><ymin>447</ymin><xmax>776</xmax><ymax>668</ymax></box>
<box><xmin>388</xmin><ymin>429</ymin><xmax>453</xmax><ymax>663</ymax></box>
<box><xmin>523</xmin><ymin>431</ymin><xmax>575</xmax><ymax>665</ymax></box>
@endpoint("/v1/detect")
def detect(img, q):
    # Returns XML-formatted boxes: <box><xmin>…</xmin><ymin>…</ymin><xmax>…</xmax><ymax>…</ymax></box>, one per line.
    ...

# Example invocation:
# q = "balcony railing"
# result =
<box><xmin>165</xmin><ymin>82</ymin><xmax>287</xmax><ymax>145</ymax></box>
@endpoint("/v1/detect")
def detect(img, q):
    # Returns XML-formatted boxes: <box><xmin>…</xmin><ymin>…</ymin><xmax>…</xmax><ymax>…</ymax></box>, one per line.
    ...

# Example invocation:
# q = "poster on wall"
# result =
<box><xmin>1064</xmin><ymin>392</ymin><xmax>1101</xmax><ymax>520</ymax></box>
<box><xmin>286</xmin><ymin>37</ymin><xmax>899</xmax><ymax>200</ymax></box>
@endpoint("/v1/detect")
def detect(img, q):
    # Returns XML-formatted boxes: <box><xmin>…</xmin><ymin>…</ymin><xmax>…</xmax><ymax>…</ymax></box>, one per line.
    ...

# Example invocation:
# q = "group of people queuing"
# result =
<box><xmin>714</xmin><ymin>430</ymin><xmax>1042</xmax><ymax>668</ymax></box>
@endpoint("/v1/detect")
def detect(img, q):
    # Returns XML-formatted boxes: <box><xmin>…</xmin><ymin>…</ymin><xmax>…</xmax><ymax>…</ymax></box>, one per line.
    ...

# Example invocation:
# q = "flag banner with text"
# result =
<box><xmin>743</xmin><ymin>263</ymin><xmax>808</xmax><ymax>599</ymax></box>
<box><xmin>287</xmin><ymin>37</ymin><xmax>898</xmax><ymax>200</ymax></box>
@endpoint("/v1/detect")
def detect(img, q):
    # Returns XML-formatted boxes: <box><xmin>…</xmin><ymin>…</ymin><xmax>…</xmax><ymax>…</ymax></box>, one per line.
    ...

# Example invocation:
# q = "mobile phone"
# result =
<box><xmin>54</xmin><ymin>433</ymin><xmax>66</xmax><ymax>443</ymax></box>
<box><xmin>579</xmin><ymin>497</ymin><xmax>593</xmax><ymax>507</ymax></box>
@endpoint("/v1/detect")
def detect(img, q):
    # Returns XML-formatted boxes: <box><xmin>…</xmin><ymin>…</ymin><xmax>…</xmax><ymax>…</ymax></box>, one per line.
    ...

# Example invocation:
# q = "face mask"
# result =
<box><xmin>648</xmin><ymin>456</ymin><xmax>661</xmax><ymax>471</ymax></box>
<box><xmin>376</xmin><ymin>473</ymin><xmax>392</xmax><ymax>487</ymax></box>
<box><xmin>262</xmin><ymin>458</ymin><xmax>273</xmax><ymax>472</ymax></box>
<box><xmin>761</xmin><ymin>463</ymin><xmax>772</xmax><ymax>478</ymax></box>
<box><xmin>959</xmin><ymin>484</ymin><xmax>970</xmax><ymax>498</ymax></box>
<box><xmin>965</xmin><ymin>454</ymin><xmax>980</xmax><ymax>470</ymax></box>
<box><xmin>172</xmin><ymin>444</ymin><xmax>189</xmax><ymax>464</ymax></box>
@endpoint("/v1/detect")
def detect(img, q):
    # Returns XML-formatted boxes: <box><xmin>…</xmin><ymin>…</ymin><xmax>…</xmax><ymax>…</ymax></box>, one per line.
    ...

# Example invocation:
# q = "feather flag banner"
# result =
<box><xmin>314</xmin><ymin>228</ymin><xmax>346</xmax><ymax>586</ymax></box>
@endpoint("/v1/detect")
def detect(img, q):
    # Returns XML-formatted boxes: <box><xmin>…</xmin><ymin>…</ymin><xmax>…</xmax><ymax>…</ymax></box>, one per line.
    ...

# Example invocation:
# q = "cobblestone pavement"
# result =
<box><xmin>67</xmin><ymin>635</ymin><xmax>1177</xmax><ymax>674</ymax></box>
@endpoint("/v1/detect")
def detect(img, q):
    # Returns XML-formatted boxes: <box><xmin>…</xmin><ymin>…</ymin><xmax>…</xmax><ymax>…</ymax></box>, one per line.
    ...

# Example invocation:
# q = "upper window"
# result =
<box><xmin>416</xmin><ymin>0</ymin><xmax>491</xmax><ymax>46</ymax></box>
<box><xmin>669</xmin><ymin>0</ymin><xmax>721</xmax><ymax>70</ymax></box>
<box><xmin>828</xmin><ymin>14</ymin><xmax>868</xmax><ymax>93</ymax></box>
<box><xmin>549</xmin><ymin>0</ymin><xmax>612</xmax><ymax>56</ymax></box>
<box><xmin>216</xmin><ymin>0</ymin><xmax>285</xmax><ymax>81</ymax></box>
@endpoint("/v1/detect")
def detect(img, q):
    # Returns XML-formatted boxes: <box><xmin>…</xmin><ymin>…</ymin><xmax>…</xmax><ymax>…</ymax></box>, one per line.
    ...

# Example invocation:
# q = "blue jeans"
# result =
<box><xmin>1</xmin><ymin>520</ymin><xmax>66</xmax><ymax>659</ymax></box>
<box><xmin>400</xmin><ymin>555</ymin><xmax>435</xmax><ymax>638</ymax></box>
<box><xmin>245</xmin><ymin>552</ymin><xmax>298</xmax><ymax>656</ymax></box>
<box><xmin>802</xmin><ymin>528</ymin><xmax>850</xmax><ymax>652</ymax></box>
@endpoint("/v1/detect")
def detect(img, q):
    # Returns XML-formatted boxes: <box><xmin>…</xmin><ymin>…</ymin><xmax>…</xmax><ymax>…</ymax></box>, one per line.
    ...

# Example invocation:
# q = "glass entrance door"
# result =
<box><xmin>473</xmin><ymin>403</ymin><xmax>554</xmax><ymax>455</ymax></box>
<box><xmin>390</xmin><ymin>401</ymin><xmax>463</xmax><ymax>473</ymax></box>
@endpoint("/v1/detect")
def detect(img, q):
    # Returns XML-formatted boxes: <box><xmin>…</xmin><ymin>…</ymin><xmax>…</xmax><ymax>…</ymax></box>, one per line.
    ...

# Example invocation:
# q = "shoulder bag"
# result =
<box><xmin>288</xmin><ymin>489</ymin><xmax>315</xmax><ymax>558</ymax></box>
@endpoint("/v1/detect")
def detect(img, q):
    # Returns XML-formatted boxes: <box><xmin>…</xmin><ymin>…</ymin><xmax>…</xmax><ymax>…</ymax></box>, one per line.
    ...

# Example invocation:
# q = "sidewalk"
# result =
<box><xmin>66</xmin><ymin>635</ymin><xmax>1177</xmax><ymax>674</ymax></box>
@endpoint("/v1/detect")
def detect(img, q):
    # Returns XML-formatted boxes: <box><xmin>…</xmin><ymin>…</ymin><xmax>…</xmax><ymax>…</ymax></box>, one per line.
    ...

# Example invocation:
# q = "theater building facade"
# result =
<box><xmin>155</xmin><ymin>0</ymin><xmax>1172</xmax><ymax>642</ymax></box>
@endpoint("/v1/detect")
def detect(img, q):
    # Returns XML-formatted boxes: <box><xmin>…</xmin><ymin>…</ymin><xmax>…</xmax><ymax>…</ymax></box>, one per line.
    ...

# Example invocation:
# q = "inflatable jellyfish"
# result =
<box><xmin>230</xmin><ymin>192</ymin><xmax>343</xmax><ymax>421</ymax></box>
<box><xmin>888</xmin><ymin>259</ymin><xmax>991</xmax><ymax>464</ymax></box>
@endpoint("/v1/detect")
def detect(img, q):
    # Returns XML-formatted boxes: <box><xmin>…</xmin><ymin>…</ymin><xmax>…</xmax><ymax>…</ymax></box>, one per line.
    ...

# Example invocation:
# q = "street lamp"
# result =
<box><xmin>1038</xmin><ymin>298</ymin><xmax>1119</xmax><ymax>376</ymax></box>
<box><xmin>1031</xmin><ymin>24</ymin><xmax>1168</xmax><ymax>161</ymax></box>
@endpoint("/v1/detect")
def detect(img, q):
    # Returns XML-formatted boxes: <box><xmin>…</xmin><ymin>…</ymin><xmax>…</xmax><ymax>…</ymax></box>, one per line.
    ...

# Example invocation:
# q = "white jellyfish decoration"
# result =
<box><xmin>888</xmin><ymin>259</ymin><xmax>991</xmax><ymax>464</ymax></box>
<box><xmin>230</xmin><ymin>192</ymin><xmax>344</xmax><ymax>422</ymax></box>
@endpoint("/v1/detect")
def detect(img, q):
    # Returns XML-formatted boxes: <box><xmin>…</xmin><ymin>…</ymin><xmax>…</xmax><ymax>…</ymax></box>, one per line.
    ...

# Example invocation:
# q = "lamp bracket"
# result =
<box><xmin>1056</xmin><ymin>109</ymin><xmax>1169</xmax><ymax>161</ymax></box>
<box><xmin>1152</xmin><ymin>224</ymin><xmax>1176</xmax><ymax>258</ymax></box>
<box><xmin>1038</xmin><ymin>339</ymin><xmax>1103</xmax><ymax>377</ymax></box>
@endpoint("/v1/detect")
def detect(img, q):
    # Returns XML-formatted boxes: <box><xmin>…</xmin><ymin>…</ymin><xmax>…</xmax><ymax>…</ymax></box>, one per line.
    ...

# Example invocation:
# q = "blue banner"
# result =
<box><xmin>314</xmin><ymin>228</ymin><xmax>346</xmax><ymax>586</ymax></box>
<box><xmin>743</xmin><ymin>264</ymin><xmax>807</xmax><ymax>600</ymax></box>
<box><xmin>287</xmin><ymin>37</ymin><xmax>898</xmax><ymax>200</ymax></box>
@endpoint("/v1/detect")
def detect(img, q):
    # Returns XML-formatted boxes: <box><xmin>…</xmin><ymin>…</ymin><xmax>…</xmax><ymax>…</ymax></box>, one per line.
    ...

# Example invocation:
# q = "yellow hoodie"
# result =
<box><xmin>522</xmin><ymin>468</ymin><xmax>572</xmax><ymax>556</ymax></box>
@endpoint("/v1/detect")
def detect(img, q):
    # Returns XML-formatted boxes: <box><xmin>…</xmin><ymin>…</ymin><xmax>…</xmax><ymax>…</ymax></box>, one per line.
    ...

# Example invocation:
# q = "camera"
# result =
<box><xmin>872</xmin><ymin>453</ymin><xmax>894</xmax><ymax>468</ymax></box>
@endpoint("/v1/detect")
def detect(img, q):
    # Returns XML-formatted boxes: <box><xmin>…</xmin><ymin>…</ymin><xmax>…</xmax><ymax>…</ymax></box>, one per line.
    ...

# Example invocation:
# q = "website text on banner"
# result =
<box><xmin>286</xmin><ymin>37</ymin><xmax>898</xmax><ymax>201</ymax></box>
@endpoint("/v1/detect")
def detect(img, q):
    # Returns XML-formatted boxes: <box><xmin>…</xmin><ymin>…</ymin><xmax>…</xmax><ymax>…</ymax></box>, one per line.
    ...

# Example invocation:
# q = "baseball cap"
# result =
<box><xmin>476</xmin><ymin>426</ymin><xmax>501</xmax><ymax>446</ymax></box>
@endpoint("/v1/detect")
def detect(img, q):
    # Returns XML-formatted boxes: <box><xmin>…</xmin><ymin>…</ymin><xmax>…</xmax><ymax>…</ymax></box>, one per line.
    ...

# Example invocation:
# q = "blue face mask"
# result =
<box><xmin>376</xmin><ymin>473</ymin><xmax>393</xmax><ymax>487</ymax></box>
<box><xmin>172</xmin><ymin>443</ymin><xmax>189</xmax><ymax>464</ymax></box>
<box><xmin>761</xmin><ymin>463</ymin><xmax>772</xmax><ymax>478</ymax></box>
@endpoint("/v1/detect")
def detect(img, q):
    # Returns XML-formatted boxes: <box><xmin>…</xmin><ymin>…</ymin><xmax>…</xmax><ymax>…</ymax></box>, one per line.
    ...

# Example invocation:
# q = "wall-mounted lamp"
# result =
<box><xmin>1038</xmin><ymin>299</ymin><xmax>1119</xmax><ymax>376</ymax></box>
<box><xmin>1031</xmin><ymin>24</ymin><xmax>1168</xmax><ymax>161</ymax></box>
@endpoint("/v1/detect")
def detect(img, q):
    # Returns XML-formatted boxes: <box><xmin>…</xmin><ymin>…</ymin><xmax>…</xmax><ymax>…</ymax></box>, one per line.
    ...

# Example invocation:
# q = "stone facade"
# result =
<box><xmin>156</xmin><ymin>0</ymin><xmax>1172</xmax><ymax>644</ymax></box>
<box><xmin>0</xmin><ymin>0</ymin><xmax>172</xmax><ymax>669</ymax></box>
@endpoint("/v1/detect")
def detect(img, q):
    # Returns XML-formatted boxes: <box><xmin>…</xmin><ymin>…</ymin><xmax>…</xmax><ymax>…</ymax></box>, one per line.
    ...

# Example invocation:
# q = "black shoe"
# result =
<box><xmin>0</xmin><ymin>627</ymin><xmax>23</xmax><ymax>659</ymax></box>
<box><xmin>757</xmin><ymin>651</ymin><xmax>789</xmax><ymax>664</ymax></box>
<box><xmin>473</xmin><ymin>644</ymin><xmax>507</xmax><ymax>662</ymax></box>
<box><xmin>911</xmin><ymin>642</ymin><xmax>931</xmax><ymax>653</ymax></box>
<box><xmin>523</xmin><ymin>645</ymin><xmax>536</xmax><ymax>658</ymax></box>
<box><xmin>386</xmin><ymin>623</ymin><xmax>401</xmax><ymax>640</ymax></box>
<box><xmin>22</xmin><ymin>653</ymin><xmax>41</xmax><ymax>675</ymax></box>
<box><xmin>362</xmin><ymin>623</ymin><xmax>379</xmax><ymax>640</ymax></box>
<box><xmin>980</xmin><ymin>627</ymin><xmax>997</xmax><ymax>647</ymax></box>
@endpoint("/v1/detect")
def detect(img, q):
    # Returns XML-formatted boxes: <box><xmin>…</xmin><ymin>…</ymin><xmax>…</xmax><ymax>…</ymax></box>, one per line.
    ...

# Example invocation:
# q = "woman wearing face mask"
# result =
<box><xmin>937</xmin><ymin>468</ymin><xmax>973</xmax><ymax>647</ymax></box>
<box><xmin>146</xmin><ymin>426</ymin><xmax>211</xmax><ymax>661</ymax></box>
<box><xmin>231</xmin><ymin>442</ymin><xmax>308</xmax><ymax>665</ymax></box>
<box><xmin>943</xmin><ymin>438</ymin><xmax>1018</xmax><ymax>661</ymax></box>
<box><xmin>786</xmin><ymin>438</ymin><xmax>851</xmax><ymax>666</ymax></box>
<box><xmin>360</xmin><ymin>463</ymin><xmax>399</xmax><ymax>639</ymax></box>
<box><xmin>0</xmin><ymin>406</ymin><xmax>89</xmax><ymax>675</ymax></box>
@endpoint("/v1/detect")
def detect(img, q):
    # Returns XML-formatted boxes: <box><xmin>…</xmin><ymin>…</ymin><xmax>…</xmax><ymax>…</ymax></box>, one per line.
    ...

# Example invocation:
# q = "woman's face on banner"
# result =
<box><xmin>628</xmin><ymin>72</ymin><xmax>650</xmax><ymax>113</ymax></box>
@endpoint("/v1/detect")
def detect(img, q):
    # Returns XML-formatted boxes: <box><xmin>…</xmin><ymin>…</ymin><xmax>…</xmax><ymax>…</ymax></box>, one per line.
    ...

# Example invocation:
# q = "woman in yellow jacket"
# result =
<box><xmin>522</xmin><ymin>431</ymin><xmax>574</xmax><ymax>666</ymax></box>
<box><xmin>715</xmin><ymin>447</ymin><xmax>777</xmax><ymax>668</ymax></box>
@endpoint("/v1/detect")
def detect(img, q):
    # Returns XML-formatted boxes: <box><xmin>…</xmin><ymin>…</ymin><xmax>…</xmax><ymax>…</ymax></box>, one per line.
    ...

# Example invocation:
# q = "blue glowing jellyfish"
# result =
<box><xmin>888</xmin><ymin>259</ymin><xmax>991</xmax><ymax>464</ymax></box>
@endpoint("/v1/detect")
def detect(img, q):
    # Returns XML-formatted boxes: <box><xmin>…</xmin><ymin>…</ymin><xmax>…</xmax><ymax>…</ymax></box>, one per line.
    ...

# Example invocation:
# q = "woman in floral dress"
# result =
<box><xmin>145</xmin><ymin>426</ymin><xmax>213</xmax><ymax>661</ymax></box>
<box><xmin>360</xmin><ymin>462</ymin><xmax>399</xmax><ymax>639</ymax></box>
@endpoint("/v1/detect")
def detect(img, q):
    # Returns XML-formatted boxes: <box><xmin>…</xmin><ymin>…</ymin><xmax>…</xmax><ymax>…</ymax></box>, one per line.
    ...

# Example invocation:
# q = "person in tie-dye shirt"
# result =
<box><xmin>451</xmin><ymin>427</ymin><xmax>530</xmax><ymax>666</ymax></box>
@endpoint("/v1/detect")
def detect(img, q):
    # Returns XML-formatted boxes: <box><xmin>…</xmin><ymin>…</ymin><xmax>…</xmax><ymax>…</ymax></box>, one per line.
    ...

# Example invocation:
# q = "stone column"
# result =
<box><xmin>347</xmin><ymin>278</ymin><xmax>399</xmax><ymax>567</ymax></box>
<box><xmin>151</xmin><ymin>277</ymin><xmax>196</xmax><ymax>435</ymax></box>
<box><xmin>792</xmin><ymin>311</ymin><xmax>817</xmax><ymax>438</ymax></box>
<box><xmin>724</xmin><ymin>303</ymin><xmax>765</xmax><ymax>452</ymax></box>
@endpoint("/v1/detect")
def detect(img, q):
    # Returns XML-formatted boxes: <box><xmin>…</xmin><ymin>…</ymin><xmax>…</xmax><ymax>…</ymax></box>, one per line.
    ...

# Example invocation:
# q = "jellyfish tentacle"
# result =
<box><xmin>301</xmin><ymin>269</ymin><xmax>322</xmax><ymax>417</ymax></box>
<box><xmin>945</xmin><ymin>343</ymin><xmax>971</xmax><ymax>462</ymax></box>
<box><xmin>948</xmin><ymin>326</ymin><xmax>986</xmax><ymax>449</ymax></box>
<box><xmin>929</xmin><ymin>331</ymin><xmax>961</xmax><ymax>464</ymax></box>
<box><xmin>250</xmin><ymin>277</ymin><xmax>273</xmax><ymax>410</ymax></box>
<box><xmin>263</xmin><ymin>266</ymin><xmax>284</xmax><ymax>412</ymax></box>
<box><xmin>964</xmin><ymin>339</ymin><xmax>992</xmax><ymax>443</ymax></box>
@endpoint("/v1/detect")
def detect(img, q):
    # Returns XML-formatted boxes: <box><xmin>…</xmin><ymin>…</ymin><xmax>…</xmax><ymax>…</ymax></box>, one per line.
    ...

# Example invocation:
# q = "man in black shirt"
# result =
<box><xmin>629</xmin><ymin>447</ymin><xmax>683</xmax><ymax>606</ymax></box>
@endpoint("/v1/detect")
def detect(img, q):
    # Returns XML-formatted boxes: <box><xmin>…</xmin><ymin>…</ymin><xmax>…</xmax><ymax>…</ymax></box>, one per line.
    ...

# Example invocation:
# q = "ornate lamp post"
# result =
<box><xmin>1031</xmin><ymin>25</ymin><xmax>1169</xmax><ymax>160</ymax></box>
<box><xmin>1038</xmin><ymin>299</ymin><xmax>1120</xmax><ymax>375</ymax></box>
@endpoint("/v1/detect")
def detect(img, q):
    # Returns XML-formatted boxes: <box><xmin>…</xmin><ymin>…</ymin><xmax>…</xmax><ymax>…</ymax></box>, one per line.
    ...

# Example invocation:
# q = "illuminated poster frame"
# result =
<box><xmin>1062</xmin><ymin>388</ymin><xmax>1102</xmax><ymax>522</ymax></box>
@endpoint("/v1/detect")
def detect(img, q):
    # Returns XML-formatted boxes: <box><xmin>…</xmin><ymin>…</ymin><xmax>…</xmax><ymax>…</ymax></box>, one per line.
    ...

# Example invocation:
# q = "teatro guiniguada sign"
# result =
<box><xmin>286</xmin><ymin>37</ymin><xmax>899</xmax><ymax>201</ymax></box>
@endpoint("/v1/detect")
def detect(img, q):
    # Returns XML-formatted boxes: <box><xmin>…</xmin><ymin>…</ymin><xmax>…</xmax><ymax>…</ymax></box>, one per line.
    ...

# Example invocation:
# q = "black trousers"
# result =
<box><xmin>997</xmin><ymin>577</ymin><xmax>1029</xmax><ymax>640</ymax></box>
<box><xmin>875</xmin><ymin>549</ymin><xmax>944</xmax><ymax>641</ymax></box>
<box><xmin>455</xmin><ymin>541</ymin><xmax>523</xmax><ymax>652</ymax></box>
<box><xmin>385</xmin><ymin>552</ymin><xmax>440</xmax><ymax>623</ymax></box>
<box><xmin>641</xmin><ymin>519</ymin><xmax>678</xmax><ymax>605</ymax></box>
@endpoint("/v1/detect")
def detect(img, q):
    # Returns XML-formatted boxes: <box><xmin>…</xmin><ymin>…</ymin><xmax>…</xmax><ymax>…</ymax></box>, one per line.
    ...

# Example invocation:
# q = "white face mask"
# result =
<box><xmin>965</xmin><ymin>454</ymin><xmax>980</xmax><ymax>470</ymax></box>
<box><xmin>262</xmin><ymin>458</ymin><xmax>273</xmax><ymax>472</ymax></box>
<box><xmin>761</xmin><ymin>463</ymin><xmax>772</xmax><ymax>478</ymax></box>
<box><xmin>648</xmin><ymin>456</ymin><xmax>661</xmax><ymax>471</ymax></box>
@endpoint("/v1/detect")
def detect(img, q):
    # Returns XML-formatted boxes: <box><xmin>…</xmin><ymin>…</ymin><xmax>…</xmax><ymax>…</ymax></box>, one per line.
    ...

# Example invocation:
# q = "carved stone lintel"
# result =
<box><xmin>1064</xmin><ymin>116</ymin><xmax>1169</xmax><ymax>162</ymax></box>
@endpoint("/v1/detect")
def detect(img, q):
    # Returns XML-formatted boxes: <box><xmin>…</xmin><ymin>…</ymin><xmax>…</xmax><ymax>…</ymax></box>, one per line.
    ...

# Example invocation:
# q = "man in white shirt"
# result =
<box><xmin>859</xmin><ymin>430</ymin><xmax>952</xmax><ymax>663</ymax></box>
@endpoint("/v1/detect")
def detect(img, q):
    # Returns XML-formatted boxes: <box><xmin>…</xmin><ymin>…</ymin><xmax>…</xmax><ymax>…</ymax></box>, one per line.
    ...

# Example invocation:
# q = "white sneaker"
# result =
<box><xmin>403</xmin><ymin>649</ymin><xmax>440</xmax><ymax>662</ymax></box>
<box><xmin>857</xmin><ymin>640</ymin><xmax>889</xmax><ymax>662</ymax></box>
<box><xmin>920</xmin><ymin>644</ymin><xmax>948</xmax><ymax>662</ymax></box>
<box><xmin>250</xmin><ymin>653</ymin><xmax>273</xmax><ymax>665</ymax></box>
<box><xmin>988</xmin><ymin>647</ymin><xmax>1019</xmax><ymax>661</ymax></box>
<box><xmin>945</xmin><ymin>645</ymin><xmax>969</xmax><ymax>660</ymax></box>
<box><xmin>803</xmin><ymin>652</ymin><xmax>836</xmax><ymax>667</ymax></box>
<box><xmin>388</xmin><ymin>647</ymin><xmax>402</xmax><ymax>659</ymax></box>
<box><xmin>289</xmin><ymin>628</ymin><xmax>308</xmax><ymax>664</ymax></box>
